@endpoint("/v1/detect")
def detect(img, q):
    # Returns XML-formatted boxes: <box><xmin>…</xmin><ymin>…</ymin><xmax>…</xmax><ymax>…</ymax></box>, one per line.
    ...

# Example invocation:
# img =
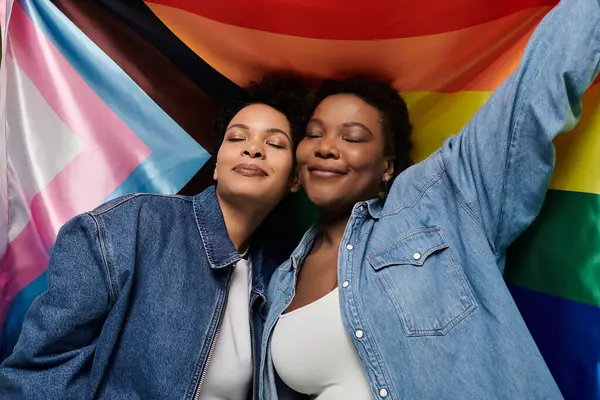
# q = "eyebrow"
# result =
<box><xmin>226</xmin><ymin>124</ymin><xmax>292</xmax><ymax>143</ymax></box>
<box><xmin>266</xmin><ymin>128</ymin><xmax>292</xmax><ymax>143</ymax></box>
<box><xmin>227</xmin><ymin>123</ymin><xmax>249</xmax><ymax>131</ymax></box>
<box><xmin>309</xmin><ymin>118</ymin><xmax>373</xmax><ymax>137</ymax></box>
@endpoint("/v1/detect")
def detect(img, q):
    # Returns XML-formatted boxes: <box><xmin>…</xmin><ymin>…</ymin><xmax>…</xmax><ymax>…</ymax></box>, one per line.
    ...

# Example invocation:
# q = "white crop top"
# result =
<box><xmin>271</xmin><ymin>288</ymin><xmax>372</xmax><ymax>399</ymax></box>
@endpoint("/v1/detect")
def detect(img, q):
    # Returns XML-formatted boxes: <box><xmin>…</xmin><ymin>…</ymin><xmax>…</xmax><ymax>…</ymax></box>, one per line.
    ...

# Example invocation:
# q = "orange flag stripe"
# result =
<box><xmin>147</xmin><ymin>3</ymin><xmax>548</xmax><ymax>92</ymax></box>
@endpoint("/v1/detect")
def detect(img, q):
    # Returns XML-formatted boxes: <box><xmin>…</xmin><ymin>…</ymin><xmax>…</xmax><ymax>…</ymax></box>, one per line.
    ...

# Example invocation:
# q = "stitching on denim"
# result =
<box><xmin>194</xmin><ymin>197</ymin><xmax>238</xmax><ymax>269</ymax></box>
<box><xmin>371</xmin><ymin>243</ymin><xmax>449</xmax><ymax>269</ymax></box>
<box><xmin>366</xmin><ymin>226</ymin><xmax>441</xmax><ymax>266</ymax></box>
<box><xmin>195</xmin><ymin>204</ymin><xmax>215</xmax><ymax>267</ymax></box>
<box><xmin>355</xmin><ymin>280</ymin><xmax>399</xmax><ymax>395</ymax></box>
<box><xmin>496</xmin><ymin>12</ymin><xmax>567</xmax><ymax>254</ymax></box>
<box><xmin>91</xmin><ymin>193</ymin><xmax>191</xmax><ymax>216</ymax></box>
<box><xmin>406</xmin><ymin>300</ymin><xmax>477</xmax><ymax>336</ymax></box>
<box><xmin>193</xmin><ymin>195</ymin><xmax>216</xmax><ymax>267</ymax></box>
<box><xmin>90</xmin><ymin>194</ymin><xmax>139</xmax><ymax>215</ymax></box>
<box><xmin>382</xmin><ymin>152</ymin><xmax>445</xmax><ymax>217</ymax></box>
<box><xmin>379</xmin><ymin>272</ymin><xmax>414</xmax><ymax>337</ymax></box>
<box><xmin>442</xmin><ymin>237</ymin><xmax>478</xmax><ymax>311</ymax></box>
<box><xmin>343</xmin><ymin>218</ymin><xmax>398</xmax><ymax>395</ymax></box>
<box><xmin>374</xmin><ymin>229</ymin><xmax>478</xmax><ymax>336</ymax></box>
<box><xmin>88</xmin><ymin>213</ymin><xmax>118</xmax><ymax>305</ymax></box>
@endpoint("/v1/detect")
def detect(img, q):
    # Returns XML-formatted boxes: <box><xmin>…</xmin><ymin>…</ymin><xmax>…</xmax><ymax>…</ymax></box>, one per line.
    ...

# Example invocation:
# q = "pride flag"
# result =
<box><xmin>0</xmin><ymin>1</ymin><xmax>598</xmax><ymax>398</ymax></box>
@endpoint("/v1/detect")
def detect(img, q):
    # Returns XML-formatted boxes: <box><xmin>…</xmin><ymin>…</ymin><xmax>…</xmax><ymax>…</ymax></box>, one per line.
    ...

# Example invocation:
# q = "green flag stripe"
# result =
<box><xmin>505</xmin><ymin>189</ymin><xmax>600</xmax><ymax>307</ymax></box>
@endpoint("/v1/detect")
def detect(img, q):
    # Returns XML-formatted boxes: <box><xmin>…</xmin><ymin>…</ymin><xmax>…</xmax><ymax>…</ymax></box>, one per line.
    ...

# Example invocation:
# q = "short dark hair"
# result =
<box><xmin>312</xmin><ymin>76</ymin><xmax>413</xmax><ymax>189</ymax></box>
<box><xmin>213</xmin><ymin>76</ymin><xmax>310</xmax><ymax>147</ymax></box>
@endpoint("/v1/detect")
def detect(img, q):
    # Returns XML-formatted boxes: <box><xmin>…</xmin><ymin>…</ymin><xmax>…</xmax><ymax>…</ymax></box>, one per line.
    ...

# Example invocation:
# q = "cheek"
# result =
<box><xmin>344</xmin><ymin>146</ymin><xmax>381</xmax><ymax>172</ymax></box>
<box><xmin>270</xmin><ymin>151</ymin><xmax>295</xmax><ymax>177</ymax></box>
<box><xmin>215</xmin><ymin>146</ymin><xmax>226</xmax><ymax>164</ymax></box>
<box><xmin>295</xmin><ymin>140</ymin><xmax>311</xmax><ymax>165</ymax></box>
<box><xmin>215</xmin><ymin>145</ymin><xmax>239</xmax><ymax>167</ymax></box>
<box><xmin>214</xmin><ymin>148</ymin><xmax>237</xmax><ymax>181</ymax></box>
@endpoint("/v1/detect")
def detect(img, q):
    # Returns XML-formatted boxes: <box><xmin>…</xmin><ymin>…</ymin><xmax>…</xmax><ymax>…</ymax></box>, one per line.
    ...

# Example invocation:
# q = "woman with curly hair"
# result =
<box><xmin>0</xmin><ymin>78</ymin><xmax>308</xmax><ymax>400</ymax></box>
<box><xmin>260</xmin><ymin>0</ymin><xmax>600</xmax><ymax>399</ymax></box>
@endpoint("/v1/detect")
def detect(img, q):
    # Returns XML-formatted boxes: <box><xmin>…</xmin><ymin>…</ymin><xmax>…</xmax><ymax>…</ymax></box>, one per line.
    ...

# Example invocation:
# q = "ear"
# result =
<box><xmin>213</xmin><ymin>164</ymin><xmax>218</xmax><ymax>181</ymax></box>
<box><xmin>382</xmin><ymin>158</ymin><xmax>395</xmax><ymax>183</ymax></box>
<box><xmin>289</xmin><ymin>173</ymin><xmax>301</xmax><ymax>193</ymax></box>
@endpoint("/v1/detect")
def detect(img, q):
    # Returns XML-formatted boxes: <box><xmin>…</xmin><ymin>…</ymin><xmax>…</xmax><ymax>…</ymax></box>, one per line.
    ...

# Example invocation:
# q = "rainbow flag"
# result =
<box><xmin>1</xmin><ymin>1</ymin><xmax>598</xmax><ymax>398</ymax></box>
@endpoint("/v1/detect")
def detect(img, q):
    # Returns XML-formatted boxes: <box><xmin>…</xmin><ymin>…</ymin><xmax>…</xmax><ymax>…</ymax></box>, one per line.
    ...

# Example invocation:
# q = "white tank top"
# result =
<box><xmin>271</xmin><ymin>288</ymin><xmax>372</xmax><ymax>399</ymax></box>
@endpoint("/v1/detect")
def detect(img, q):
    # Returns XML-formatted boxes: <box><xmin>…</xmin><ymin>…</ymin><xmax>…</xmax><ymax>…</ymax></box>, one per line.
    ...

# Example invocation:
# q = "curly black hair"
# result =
<box><xmin>312</xmin><ymin>76</ymin><xmax>413</xmax><ymax>193</ymax></box>
<box><xmin>213</xmin><ymin>76</ymin><xmax>311</xmax><ymax>148</ymax></box>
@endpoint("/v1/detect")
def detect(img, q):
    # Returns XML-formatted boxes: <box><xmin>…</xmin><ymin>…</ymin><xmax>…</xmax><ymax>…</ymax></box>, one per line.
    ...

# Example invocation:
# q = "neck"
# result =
<box><xmin>318</xmin><ymin>209</ymin><xmax>351</xmax><ymax>249</ymax></box>
<box><xmin>216</xmin><ymin>192</ymin><xmax>270</xmax><ymax>253</ymax></box>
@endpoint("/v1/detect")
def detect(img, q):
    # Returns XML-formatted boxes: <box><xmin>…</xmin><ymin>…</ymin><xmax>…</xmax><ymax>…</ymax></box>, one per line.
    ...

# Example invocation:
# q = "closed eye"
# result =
<box><xmin>305</xmin><ymin>131</ymin><xmax>322</xmax><ymax>138</ymax></box>
<box><xmin>343</xmin><ymin>137</ymin><xmax>364</xmax><ymax>143</ymax></box>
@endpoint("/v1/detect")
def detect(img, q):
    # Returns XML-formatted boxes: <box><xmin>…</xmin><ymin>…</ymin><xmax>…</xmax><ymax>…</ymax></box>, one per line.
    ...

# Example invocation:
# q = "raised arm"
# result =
<box><xmin>440</xmin><ymin>0</ymin><xmax>600</xmax><ymax>256</ymax></box>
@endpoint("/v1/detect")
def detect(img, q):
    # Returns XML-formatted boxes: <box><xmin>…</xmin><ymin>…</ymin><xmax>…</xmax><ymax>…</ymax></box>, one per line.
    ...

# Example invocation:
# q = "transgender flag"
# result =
<box><xmin>0</xmin><ymin>0</ymin><xmax>214</xmax><ymax>360</ymax></box>
<box><xmin>1</xmin><ymin>1</ymin><xmax>599</xmax><ymax>399</ymax></box>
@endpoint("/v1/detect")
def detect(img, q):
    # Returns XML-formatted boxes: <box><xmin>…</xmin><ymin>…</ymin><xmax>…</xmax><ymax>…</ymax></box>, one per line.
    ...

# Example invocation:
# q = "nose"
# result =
<box><xmin>314</xmin><ymin>136</ymin><xmax>340</xmax><ymax>160</ymax></box>
<box><xmin>242</xmin><ymin>141</ymin><xmax>265</xmax><ymax>160</ymax></box>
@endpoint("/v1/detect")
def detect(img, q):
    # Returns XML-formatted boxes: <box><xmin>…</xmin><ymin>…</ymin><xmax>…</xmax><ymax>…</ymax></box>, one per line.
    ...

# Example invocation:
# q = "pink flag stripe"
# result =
<box><xmin>0</xmin><ymin>3</ymin><xmax>152</xmax><ymax>326</ymax></box>
<box><xmin>5</xmin><ymin>3</ymin><xmax>151</xmax><ymax>244</ymax></box>
<box><xmin>0</xmin><ymin>143</ymin><xmax>143</xmax><ymax>328</ymax></box>
<box><xmin>0</xmin><ymin>221</ymin><xmax>49</xmax><ymax>325</ymax></box>
<box><xmin>7</xmin><ymin>3</ymin><xmax>150</xmax><ymax>165</ymax></box>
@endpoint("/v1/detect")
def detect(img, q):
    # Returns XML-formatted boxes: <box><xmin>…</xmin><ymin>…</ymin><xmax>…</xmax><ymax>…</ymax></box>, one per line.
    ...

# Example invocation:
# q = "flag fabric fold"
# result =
<box><xmin>0</xmin><ymin>1</ymin><xmax>598</xmax><ymax>398</ymax></box>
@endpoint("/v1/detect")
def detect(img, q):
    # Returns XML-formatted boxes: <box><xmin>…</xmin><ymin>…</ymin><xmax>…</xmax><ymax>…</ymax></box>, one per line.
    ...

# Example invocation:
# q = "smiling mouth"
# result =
<box><xmin>307</xmin><ymin>165</ymin><xmax>347</xmax><ymax>179</ymax></box>
<box><xmin>232</xmin><ymin>163</ymin><xmax>268</xmax><ymax>177</ymax></box>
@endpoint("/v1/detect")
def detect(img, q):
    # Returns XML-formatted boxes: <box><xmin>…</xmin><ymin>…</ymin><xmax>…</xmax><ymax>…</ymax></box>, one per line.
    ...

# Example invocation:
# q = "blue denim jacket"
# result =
<box><xmin>0</xmin><ymin>186</ymin><xmax>277</xmax><ymax>400</ymax></box>
<box><xmin>260</xmin><ymin>1</ymin><xmax>600</xmax><ymax>399</ymax></box>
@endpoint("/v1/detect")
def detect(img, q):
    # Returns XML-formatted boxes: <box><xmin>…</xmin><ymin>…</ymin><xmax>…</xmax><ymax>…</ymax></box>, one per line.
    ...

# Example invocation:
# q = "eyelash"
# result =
<box><xmin>306</xmin><ymin>131</ymin><xmax>362</xmax><ymax>143</ymax></box>
<box><xmin>228</xmin><ymin>137</ymin><xmax>286</xmax><ymax>149</ymax></box>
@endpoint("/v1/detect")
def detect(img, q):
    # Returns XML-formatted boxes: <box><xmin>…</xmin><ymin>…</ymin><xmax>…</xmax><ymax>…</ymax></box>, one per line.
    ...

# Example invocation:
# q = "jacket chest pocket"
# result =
<box><xmin>367</xmin><ymin>227</ymin><xmax>477</xmax><ymax>336</ymax></box>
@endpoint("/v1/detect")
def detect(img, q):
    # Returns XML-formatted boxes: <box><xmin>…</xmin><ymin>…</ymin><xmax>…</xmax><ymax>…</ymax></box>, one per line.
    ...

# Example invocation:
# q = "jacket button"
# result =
<box><xmin>354</xmin><ymin>330</ymin><xmax>364</xmax><ymax>339</ymax></box>
<box><xmin>379</xmin><ymin>388</ymin><xmax>389</xmax><ymax>398</ymax></box>
<box><xmin>346</xmin><ymin>244</ymin><xmax>354</xmax><ymax>251</ymax></box>
<box><xmin>342</xmin><ymin>281</ymin><xmax>350</xmax><ymax>288</ymax></box>
<box><xmin>412</xmin><ymin>252</ymin><xmax>422</xmax><ymax>260</ymax></box>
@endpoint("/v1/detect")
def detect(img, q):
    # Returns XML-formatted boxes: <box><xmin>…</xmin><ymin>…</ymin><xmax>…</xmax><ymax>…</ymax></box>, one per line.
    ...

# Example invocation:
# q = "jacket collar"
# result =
<box><xmin>193</xmin><ymin>186</ymin><xmax>239</xmax><ymax>270</ymax></box>
<box><xmin>193</xmin><ymin>186</ymin><xmax>268</xmax><ymax>296</ymax></box>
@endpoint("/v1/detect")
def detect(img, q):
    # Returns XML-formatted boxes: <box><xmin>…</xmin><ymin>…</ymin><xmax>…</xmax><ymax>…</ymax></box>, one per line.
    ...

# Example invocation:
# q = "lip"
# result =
<box><xmin>232</xmin><ymin>163</ymin><xmax>268</xmax><ymax>177</ymax></box>
<box><xmin>307</xmin><ymin>164</ymin><xmax>348</xmax><ymax>179</ymax></box>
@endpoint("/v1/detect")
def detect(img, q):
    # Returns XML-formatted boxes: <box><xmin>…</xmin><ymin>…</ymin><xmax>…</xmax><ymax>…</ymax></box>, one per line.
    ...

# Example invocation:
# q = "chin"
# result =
<box><xmin>219</xmin><ymin>182</ymin><xmax>284</xmax><ymax>209</ymax></box>
<box><xmin>304</xmin><ymin>190</ymin><xmax>346</xmax><ymax>212</ymax></box>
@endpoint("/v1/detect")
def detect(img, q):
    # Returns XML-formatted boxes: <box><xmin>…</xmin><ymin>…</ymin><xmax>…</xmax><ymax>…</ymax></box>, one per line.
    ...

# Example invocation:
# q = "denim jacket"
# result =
<box><xmin>0</xmin><ymin>186</ymin><xmax>277</xmax><ymax>400</ymax></box>
<box><xmin>260</xmin><ymin>0</ymin><xmax>600</xmax><ymax>399</ymax></box>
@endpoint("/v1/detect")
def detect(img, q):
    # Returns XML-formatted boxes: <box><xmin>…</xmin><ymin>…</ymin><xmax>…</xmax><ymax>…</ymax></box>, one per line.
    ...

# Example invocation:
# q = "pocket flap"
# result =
<box><xmin>367</xmin><ymin>227</ymin><xmax>449</xmax><ymax>271</ymax></box>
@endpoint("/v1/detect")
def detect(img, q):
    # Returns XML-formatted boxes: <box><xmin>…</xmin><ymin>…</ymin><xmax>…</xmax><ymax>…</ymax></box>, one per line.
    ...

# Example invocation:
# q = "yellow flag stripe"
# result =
<box><xmin>404</xmin><ymin>88</ymin><xmax>600</xmax><ymax>195</ymax></box>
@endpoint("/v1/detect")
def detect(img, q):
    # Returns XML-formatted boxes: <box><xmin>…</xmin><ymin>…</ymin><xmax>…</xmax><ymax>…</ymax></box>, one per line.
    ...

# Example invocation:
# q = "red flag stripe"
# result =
<box><xmin>145</xmin><ymin>0</ymin><xmax>556</xmax><ymax>40</ymax></box>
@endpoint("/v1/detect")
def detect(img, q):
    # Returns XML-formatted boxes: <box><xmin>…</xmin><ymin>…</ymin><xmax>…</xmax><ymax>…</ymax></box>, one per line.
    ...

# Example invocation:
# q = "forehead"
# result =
<box><xmin>312</xmin><ymin>94</ymin><xmax>381</xmax><ymax>127</ymax></box>
<box><xmin>229</xmin><ymin>103</ymin><xmax>290</xmax><ymax>130</ymax></box>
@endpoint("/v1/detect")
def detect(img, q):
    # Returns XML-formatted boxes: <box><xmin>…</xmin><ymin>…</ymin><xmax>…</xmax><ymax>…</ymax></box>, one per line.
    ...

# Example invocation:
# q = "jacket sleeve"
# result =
<box><xmin>0</xmin><ymin>213</ymin><xmax>114</xmax><ymax>399</ymax></box>
<box><xmin>438</xmin><ymin>0</ymin><xmax>600</xmax><ymax>255</ymax></box>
